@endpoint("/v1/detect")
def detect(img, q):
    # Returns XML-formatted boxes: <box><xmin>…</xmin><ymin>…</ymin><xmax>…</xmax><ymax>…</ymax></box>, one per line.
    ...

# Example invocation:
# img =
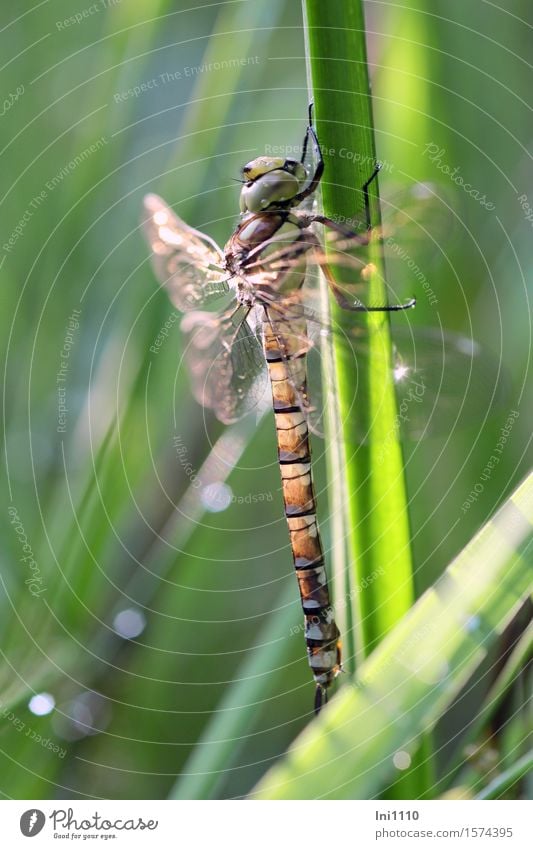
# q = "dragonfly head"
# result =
<box><xmin>240</xmin><ymin>156</ymin><xmax>307</xmax><ymax>213</ymax></box>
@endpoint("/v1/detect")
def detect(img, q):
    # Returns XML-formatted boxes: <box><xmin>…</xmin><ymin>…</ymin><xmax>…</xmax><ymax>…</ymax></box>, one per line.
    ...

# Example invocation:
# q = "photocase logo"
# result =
<box><xmin>20</xmin><ymin>809</ymin><xmax>46</xmax><ymax>837</ymax></box>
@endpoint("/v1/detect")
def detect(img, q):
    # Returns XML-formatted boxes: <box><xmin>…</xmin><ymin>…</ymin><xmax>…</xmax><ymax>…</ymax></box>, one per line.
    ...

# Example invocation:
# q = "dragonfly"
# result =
<box><xmin>141</xmin><ymin>106</ymin><xmax>491</xmax><ymax>713</ymax></box>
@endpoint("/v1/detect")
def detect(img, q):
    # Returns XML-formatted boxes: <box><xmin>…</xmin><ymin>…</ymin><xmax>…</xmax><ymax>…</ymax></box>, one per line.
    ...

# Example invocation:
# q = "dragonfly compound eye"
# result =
<box><xmin>242</xmin><ymin>156</ymin><xmax>285</xmax><ymax>180</ymax></box>
<box><xmin>240</xmin><ymin>169</ymin><xmax>301</xmax><ymax>212</ymax></box>
<box><xmin>282</xmin><ymin>159</ymin><xmax>307</xmax><ymax>184</ymax></box>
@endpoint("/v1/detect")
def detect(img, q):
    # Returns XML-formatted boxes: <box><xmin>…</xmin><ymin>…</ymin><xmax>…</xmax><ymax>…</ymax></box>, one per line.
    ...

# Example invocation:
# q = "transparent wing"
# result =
<box><xmin>371</xmin><ymin>180</ymin><xmax>454</xmax><ymax>304</ymax></box>
<box><xmin>336</xmin><ymin>180</ymin><xmax>453</xmax><ymax>244</ymax></box>
<box><xmin>245</xmin><ymin>180</ymin><xmax>452</xmax><ymax>309</ymax></box>
<box><xmin>304</xmin><ymin>320</ymin><xmax>508</xmax><ymax>442</ymax></box>
<box><xmin>180</xmin><ymin>305</ymin><xmax>269</xmax><ymax>424</ymax></box>
<box><xmin>234</xmin><ymin>181</ymin><xmax>496</xmax><ymax>439</ymax></box>
<box><xmin>258</xmin><ymin>285</ymin><xmax>506</xmax><ymax>442</ymax></box>
<box><xmin>241</xmin><ymin>222</ymin><xmax>410</xmax><ymax>311</ymax></box>
<box><xmin>142</xmin><ymin>193</ymin><xmax>230</xmax><ymax>311</ymax></box>
<box><xmin>384</xmin><ymin>325</ymin><xmax>507</xmax><ymax>441</ymax></box>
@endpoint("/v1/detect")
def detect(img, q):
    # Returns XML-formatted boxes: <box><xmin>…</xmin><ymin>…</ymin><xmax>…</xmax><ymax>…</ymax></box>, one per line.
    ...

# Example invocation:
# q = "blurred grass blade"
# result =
<box><xmin>475</xmin><ymin>750</ymin><xmax>533</xmax><ymax>800</ymax></box>
<box><xmin>0</xmin><ymin>642</ymin><xmax>78</xmax><ymax>714</ymax></box>
<box><xmin>252</xmin><ymin>472</ymin><xmax>533</xmax><ymax>799</ymax></box>
<box><xmin>439</xmin><ymin>618</ymin><xmax>532</xmax><ymax>794</ymax></box>
<box><xmin>155</xmin><ymin>0</ymin><xmax>286</xmax><ymax>217</ymax></box>
<box><xmin>169</xmin><ymin>582</ymin><xmax>297</xmax><ymax>800</ymax></box>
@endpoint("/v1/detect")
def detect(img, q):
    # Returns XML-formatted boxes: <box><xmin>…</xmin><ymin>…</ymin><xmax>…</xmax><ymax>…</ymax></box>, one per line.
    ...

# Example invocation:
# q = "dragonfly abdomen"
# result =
<box><xmin>263</xmin><ymin>311</ymin><xmax>341</xmax><ymax>709</ymax></box>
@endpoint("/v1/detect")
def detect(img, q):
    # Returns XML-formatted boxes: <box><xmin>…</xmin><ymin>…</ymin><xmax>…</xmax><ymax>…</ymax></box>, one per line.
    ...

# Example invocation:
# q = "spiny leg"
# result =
<box><xmin>322</xmin><ymin>260</ymin><xmax>416</xmax><ymax>313</ymax></box>
<box><xmin>310</xmin><ymin>225</ymin><xmax>416</xmax><ymax>312</ymax></box>
<box><xmin>294</xmin><ymin>102</ymin><xmax>324</xmax><ymax>204</ymax></box>
<box><xmin>362</xmin><ymin>163</ymin><xmax>382</xmax><ymax>231</ymax></box>
<box><xmin>300</xmin><ymin>102</ymin><xmax>314</xmax><ymax>165</ymax></box>
<box><xmin>302</xmin><ymin>103</ymin><xmax>381</xmax><ymax>230</ymax></box>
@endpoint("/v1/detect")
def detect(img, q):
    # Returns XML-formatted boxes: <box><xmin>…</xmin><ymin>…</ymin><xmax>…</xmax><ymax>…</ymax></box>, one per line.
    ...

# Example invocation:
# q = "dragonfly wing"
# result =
<box><xmin>262</xmin><ymin>284</ymin><xmax>506</xmax><ymax>443</ymax></box>
<box><xmin>309</xmin><ymin>319</ymin><xmax>507</xmax><ymax>443</ymax></box>
<box><xmin>180</xmin><ymin>305</ymin><xmax>269</xmax><ymax>424</ymax></box>
<box><xmin>245</xmin><ymin>226</ymin><xmax>407</xmax><ymax>310</ymax></box>
<box><xmin>142</xmin><ymin>193</ymin><xmax>230</xmax><ymax>311</ymax></box>
<box><xmin>243</xmin><ymin>181</ymin><xmax>452</xmax><ymax>310</ymax></box>
<box><xmin>379</xmin><ymin>182</ymin><xmax>454</xmax><ymax>305</ymax></box>
<box><xmin>387</xmin><ymin>325</ymin><xmax>508</xmax><ymax>441</ymax></box>
<box><xmin>314</xmin><ymin>227</ymin><xmax>416</xmax><ymax>310</ymax></box>
<box><xmin>269</xmin><ymin>182</ymin><xmax>451</xmax><ymax>310</ymax></box>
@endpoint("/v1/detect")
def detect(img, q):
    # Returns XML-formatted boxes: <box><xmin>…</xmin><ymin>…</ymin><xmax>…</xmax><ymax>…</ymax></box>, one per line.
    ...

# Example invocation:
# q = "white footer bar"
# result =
<box><xmin>1</xmin><ymin>799</ymin><xmax>530</xmax><ymax>848</ymax></box>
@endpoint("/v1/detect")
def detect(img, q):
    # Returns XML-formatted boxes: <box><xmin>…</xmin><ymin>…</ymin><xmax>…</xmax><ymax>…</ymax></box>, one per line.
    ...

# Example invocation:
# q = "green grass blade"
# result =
<box><xmin>303</xmin><ymin>0</ymin><xmax>420</xmax><ymax>798</ymax></box>
<box><xmin>303</xmin><ymin>0</ymin><xmax>414</xmax><ymax>658</ymax></box>
<box><xmin>251</xmin><ymin>472</ymin><xmax>533</xmax><ymax>799</ymax></box>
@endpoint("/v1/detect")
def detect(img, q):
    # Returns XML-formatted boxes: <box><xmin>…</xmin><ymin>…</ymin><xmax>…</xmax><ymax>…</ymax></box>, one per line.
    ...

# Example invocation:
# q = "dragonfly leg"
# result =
<box><xmin>300</xmin><ymin>102</ymin><xmax>314</xmax><ymax>164</ymax></box>
<box><xmin>362</xmin><ymin>163</ymin><xmax>382</xmax><ymax>231</ymax></box>
<box><xmin>317</xmin><ymin>248</ymin><xmax>417</xmax><ymax>312</ymax></box>
<box><xmin>357</xmin><ymin>298</ymin><xmax>417</xmax><ymax>312</ymax></box>
<box><xmin>294</xmin><ymin>103</ymin><xmax>324</xmax><ymax>204</ymax></box>
<box><xmin>297</xmin><ymin>104</ymin><xmax>380</xmax><ymax>226</ymax></box>
<box><xmin>305</xmin><ymin>212</ymin><xmax>369</xmax><ymax>244</ymax></box>
<box><xmin>314</xmin><ymin>684</ymin><xmax>328</xmax><ymax>715</ymax></box>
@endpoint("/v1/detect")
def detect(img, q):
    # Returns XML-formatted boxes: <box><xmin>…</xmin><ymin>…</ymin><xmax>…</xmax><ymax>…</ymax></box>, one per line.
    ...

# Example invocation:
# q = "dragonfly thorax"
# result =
<box><xmin>240</xmin><ymin>156</ymin><xmax>307</xmax><ymax>213</ymax></box>
<box><xmin>227</xmin><ymin>211</ymin><xmax>307</xmax><ymax>298</ymax></box>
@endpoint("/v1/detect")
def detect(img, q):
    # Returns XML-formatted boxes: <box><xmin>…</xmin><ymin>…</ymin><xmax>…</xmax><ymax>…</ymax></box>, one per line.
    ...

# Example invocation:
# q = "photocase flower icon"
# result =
<box><xmin>20</xmin><ymin>809</ymin><xmax>46</xmax><ymax>837</ymax></box>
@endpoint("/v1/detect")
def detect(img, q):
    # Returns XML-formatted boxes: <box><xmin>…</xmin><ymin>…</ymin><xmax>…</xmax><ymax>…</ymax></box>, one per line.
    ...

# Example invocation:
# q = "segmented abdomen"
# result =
<box><xmin>262</xmin><ymin>308</ymin><xmax>341</xmax><ymax>698</ymax></box>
